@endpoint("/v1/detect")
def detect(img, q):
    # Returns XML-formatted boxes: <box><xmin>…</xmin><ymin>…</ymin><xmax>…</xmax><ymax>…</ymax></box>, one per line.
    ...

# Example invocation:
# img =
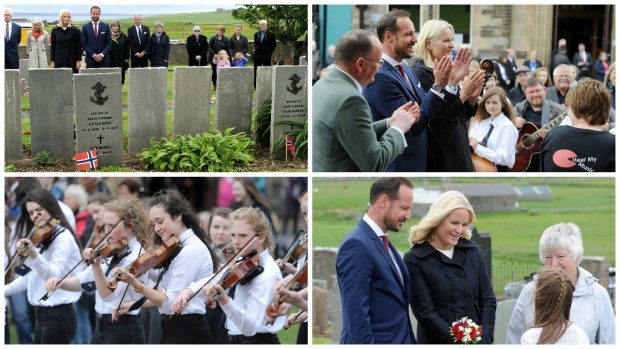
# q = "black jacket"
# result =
<box><xmin>50</xmin><ymin>26</ymin><xmax>82</xmax><ymax>73</ymax></box>
<box><xmin>148</xmin><ymin>33</ymin><xmax>170</xmax><ymax>67</ymax></box>
<box><xmin>404</xmin><ymin>239</ymin><xmax>496</xmax><ymax>344</ymax></box>
<box><xmin>186</xmin><ymin>34</ymin><xmax>209</xmax><ymax>66</ymax></box>
<box><xmin>253</xmin><ymin>30</ymin><xmax>276</xmax><ymax>65</ymax></box>
<box><xmin>229</xmin><ymin>34</ymin><xmax>249</xmax><ymax>56</ymax></box>
<box><xmin>109</xmin><ymin>32</ymin><xmax>129</xmax><ymax>69</ymax></box>
<box><xmin>127</xmin><ymin>24</ymin><xmax>150</xmax><ymax>55</ymax></box>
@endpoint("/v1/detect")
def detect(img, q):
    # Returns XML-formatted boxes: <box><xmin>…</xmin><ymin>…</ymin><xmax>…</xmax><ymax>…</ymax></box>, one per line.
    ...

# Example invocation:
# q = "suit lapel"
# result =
<box><xmin>404</xmin><ymin>65</ymin><xmax>424</xmax><ymax>103</ymax></box>
<box><xmin>387</xmin><ymin>63</ymin><xmax>422</xmax><ymax>104</ymax></box>
<box><xmin>359</xmin><ymin>220</ymin><xmax>406</xmax><ymax>291</ymax></box>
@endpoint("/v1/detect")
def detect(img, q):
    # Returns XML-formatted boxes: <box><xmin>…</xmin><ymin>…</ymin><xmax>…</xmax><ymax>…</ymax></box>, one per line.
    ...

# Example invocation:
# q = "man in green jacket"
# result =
<box><xmin>312</xmin><ymin>30</ymin><xmax>419</xmax><ymax>172</ymax></box>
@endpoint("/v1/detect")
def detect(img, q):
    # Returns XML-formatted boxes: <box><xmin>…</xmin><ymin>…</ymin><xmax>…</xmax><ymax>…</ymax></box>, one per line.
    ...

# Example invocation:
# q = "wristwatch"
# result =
<box><xmin>431</xmin><ymin>83</ymin><xmax>444</xmax><ymax>93</ymax></box>
<box><xmin>447</xmin><ymin>82</ymin><xmax>459</xmax><ymax>91</ymax></box>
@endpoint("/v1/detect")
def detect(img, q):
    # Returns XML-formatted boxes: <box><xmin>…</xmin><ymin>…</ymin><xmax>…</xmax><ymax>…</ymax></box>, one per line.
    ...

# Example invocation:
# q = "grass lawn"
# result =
<box><xmin>313</xmin><ymin>177</ymin><xmax>615</xmax><ymax>267</ymax></box>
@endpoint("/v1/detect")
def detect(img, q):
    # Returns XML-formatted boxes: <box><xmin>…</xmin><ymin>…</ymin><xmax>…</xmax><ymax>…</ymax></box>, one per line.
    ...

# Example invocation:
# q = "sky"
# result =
<box><xmin>6</xmin><ymin>3</ymin><xmax>239</xmax><ymax>22</ymax></box>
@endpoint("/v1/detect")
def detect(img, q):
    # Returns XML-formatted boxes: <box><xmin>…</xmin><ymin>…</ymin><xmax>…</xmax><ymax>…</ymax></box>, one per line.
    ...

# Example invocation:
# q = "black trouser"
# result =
<box><xmin>211</xmin><ymin>63</ymin><xmax>218</xmax><ymax>89</ymax></box>
<box><xmin>229</xmin><ymin>332</ymin><xmax>280</xmax><ymax>344</ymax></box>
<box><xmin>90</xmin><ymin>313</ymin><xmax>145</xmax><ymax>344</ymax></box>
<box><xmin>33</xmin><ymin>303</ymin><xmax>76</xmax><ymax>344</ymax></box>
<box><xmin>160</xmin><ymin>314</ymin><xmax>213</xmax><ymax>344</ymax></box>
<box><xmin>297</xmin><ymin>322</ymin><xmax>308</xmax><ymax>344</ymax></box>
<box><xmin>131</xmin><ymin>55</ymin><xmax>149</xmax><ymax>68</ymax></box>
<box><xmin>206</xmin><ymin>303</ymin><xmax>229</xmax><ymax>344</ymax></box>
<box><xmin>139</xmin><ymin>306</ymin><xmax>162</xmax><ymax>344</ymax></box>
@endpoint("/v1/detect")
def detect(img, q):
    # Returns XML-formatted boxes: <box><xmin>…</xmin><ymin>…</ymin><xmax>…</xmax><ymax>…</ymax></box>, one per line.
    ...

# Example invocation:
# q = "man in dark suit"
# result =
<box><xmin>4</xmin><ymin>8</ymin><xmax>21</xmax><ymax>69</ymax></box>
<box><xmin>253</xmin><ymin>20</ymin><xmax>276</xmax><ymax>87</ymax></box>
<box><xmin>312</xmin><ymin>30</ymin><xmax>420</xmax><ymax>172</ymax></box>
<box><xmin>572</xmin><ymin>43</ymin><xmax>592</xmax><ymax>79</ymax></box>
<box><xmin>363</xmin><ymin>10</ymin><xmax>450</xmax><ymax>172</ymax></box>
<box><xmin>81</xmin><ymin>6</ymin><xmax>112</xmax><ymax>68</ymax></box>
<box><xmin>126</xmin><ymin>14</ymin><xmax>150</xmax><ymax>68</ymax></box>
<box><xmin>336</xmin><ymin>177</ymin><xmax>416</xmax><ymax>344</ymax></box>
<box><xmin>230</xmin><ymin>25</ymin><xmax>249</xmax><ymax>56</ymax></box>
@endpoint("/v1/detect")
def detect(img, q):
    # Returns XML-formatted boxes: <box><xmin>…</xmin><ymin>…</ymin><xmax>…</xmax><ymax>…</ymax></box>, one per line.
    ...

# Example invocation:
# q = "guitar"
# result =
<box><xmin>511</xmin><ymin>113</ymin><xmax>566</xmax><ymax>172</ymax></box>
<box><xmin>471</xmin><ymin>152</ymin><xmax>497</xmax><ymax>172</ymax></box>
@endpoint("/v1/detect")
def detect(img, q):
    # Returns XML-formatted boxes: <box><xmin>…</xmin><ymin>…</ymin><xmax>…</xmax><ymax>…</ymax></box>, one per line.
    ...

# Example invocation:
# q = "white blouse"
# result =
<box><xmin>469</xmin><ymin>113</ymin><xmax>519</xmax><ymax>167</ymax></box>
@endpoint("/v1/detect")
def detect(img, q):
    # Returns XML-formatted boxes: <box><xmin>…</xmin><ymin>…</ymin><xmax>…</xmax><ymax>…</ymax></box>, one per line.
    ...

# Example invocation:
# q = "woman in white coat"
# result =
<box><xmin>506</xmin><ymin>223</ymin><xmax>615</xmax><ymax>344</ymax></box>
<box><xmin>26</xmin><ymin>18</ymin><xmax>49</xmax><ymax>68</ymax></box>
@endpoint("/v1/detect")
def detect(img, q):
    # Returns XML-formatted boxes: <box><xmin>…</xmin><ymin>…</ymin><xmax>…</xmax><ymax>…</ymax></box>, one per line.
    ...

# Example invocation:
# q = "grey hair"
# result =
<box><xmin>155</xmin><ymin>21</ymin><xmax>164</xmax><ymax>29</ymax></box>
<box><xmin>64</xmin><ymin>184</ymin><xmax>89</xmax><ymax>213</ymax></box>
<box><xmin>539</xmin><ymin>223</ymin><xmax>584</xmax><ymax>264</ymax></box>
<box><xmin>553</xmin><ymin>64</ymin><xmax>571</xmax><ymax>77</ymax></box>
<box><xmin>5</xmin><ymin>8</ymin><xmax>13</xmax><ymax>16</ymax></box>
<box><xmin>333</xmin><ymin>29</ymin><xmax>377</xmax><ymax>65</ymax></box>
<box><xmin>32</xmin><ymin>17</ymin><xmax>43</xmax><ymax>26</ymax></box>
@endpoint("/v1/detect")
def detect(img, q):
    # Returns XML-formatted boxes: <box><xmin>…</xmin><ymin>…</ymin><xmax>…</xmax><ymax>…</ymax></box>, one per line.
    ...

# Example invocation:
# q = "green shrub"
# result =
<box><xmin>139</xmin><ymin>128</ymin><xmax>255</xmax><ymax>172</ymax></box>
<box><xmin>270</xmin><ymin>119</ymin><xmax>307</xmax><ymax>159</ymax></box>
<box><xmin>99</xmin><ymin>166</ymin><xmax>134</xmax><ymax>172</ymax></box>
<box><xmin>5</xmin><ymin>164</ymin><xmax>16</xmax><ymax>172</ymax></box>
<box><xmin>33</xmin><ymin>151</ymin><xmax>53</xmax><ymax>166</ymax></box>
<box><xmin>252</xmin><ymin>98</ymin><xmax>272</xmax><ymax>147</ymax></box>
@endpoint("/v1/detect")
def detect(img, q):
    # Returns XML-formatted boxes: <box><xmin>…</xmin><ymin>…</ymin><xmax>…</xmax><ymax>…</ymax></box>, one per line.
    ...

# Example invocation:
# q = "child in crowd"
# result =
<box><xmin>232</xmin><ymin>52</ymin><xmax>249</xmax><ymax>67</ymax></box>
<box><xmin>213</xmin><ymin>50</ymin><xmax>231</xmax><ymax>69</ymax></box>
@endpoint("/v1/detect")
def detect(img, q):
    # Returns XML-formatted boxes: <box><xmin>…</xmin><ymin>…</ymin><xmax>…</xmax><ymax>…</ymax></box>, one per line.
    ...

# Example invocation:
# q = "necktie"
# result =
<box><xmin>261</xmin><ymin>31</ymin><xmax>265</xmax><ymax>43</ymax></box>
<box><xmin>94</xmin><ymin>22</ymin><xmax>98</xmax><ymax>38</ymax></box>
<box><xmin>396</xmin><ymin>64</ymin><xmax>413</xmax><ymax>89</ymax></box>
<box><xmin>381</xmin><ymin>235</ymin><xmax>390</xmax><ymax>253</ymax></box>
<box><xmin>480</xmin><ymin>124</ymin><xmax>495</xmax><ymax>147</ymax></box>
<box><xmin>137</xmin><ymin>26</ymin><xmax>141</xmax><ymax>45</ymax></box>
<box><xmin>5</xmin><ymin>22</ymin><xmax>8</xmax><ymax>41</ymax></box>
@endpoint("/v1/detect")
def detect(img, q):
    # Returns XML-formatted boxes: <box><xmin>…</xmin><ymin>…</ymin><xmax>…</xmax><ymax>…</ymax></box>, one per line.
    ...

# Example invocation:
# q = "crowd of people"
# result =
<box><xmin>336</xmin><ymin>177</ymin><xmax>615</xmax><ymax>344</ymax></box>
<box><xmin>4</xmin><ymin>6</ymin><xmax>277</xmax><ymax>87</ymax></box>
<box><xmin>312</xmin><ymin>10</ymin><xmax>615</xmax><ymax>172</ymax></box>
<box><xmin>4</xmin><ymin>177</ymin><xmax>308</xmax><ymax>344</ymax></box>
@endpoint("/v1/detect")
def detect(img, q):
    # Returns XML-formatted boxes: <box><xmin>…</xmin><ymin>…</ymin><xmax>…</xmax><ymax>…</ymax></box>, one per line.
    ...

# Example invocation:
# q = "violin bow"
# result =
<box><xmin>185</xmin><ymin>233</ymin><xmax>260</xmax><ymax>305</ymax></box>
<box><xmin>39</xmin><ymin>219</ymin><xmax>124</xmax><ymax>302</ymax></box>
<box><xmin>280</xmin><ymin>230</ymin><xmax>307</xmax><ymax>266</ymax></box>
<box><xmin>113</xmin><ymin>242</ymin><xmax>145</xmax><ymax>319</ymax></box>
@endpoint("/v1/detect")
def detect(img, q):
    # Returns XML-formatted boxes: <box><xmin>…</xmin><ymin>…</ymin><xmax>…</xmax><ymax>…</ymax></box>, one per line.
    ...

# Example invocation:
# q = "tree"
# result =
<box><xmin>232</xmin><ymin>5</ymin><xmax>307</xmax><ymax>61</ymax></box>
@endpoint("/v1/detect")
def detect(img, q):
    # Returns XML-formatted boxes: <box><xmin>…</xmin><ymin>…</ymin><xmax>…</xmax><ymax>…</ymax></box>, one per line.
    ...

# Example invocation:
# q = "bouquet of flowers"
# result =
<box><xmin>450</xmin><ymin>317</ymin><xmax>482</xmax><ymax>344</ymax></box>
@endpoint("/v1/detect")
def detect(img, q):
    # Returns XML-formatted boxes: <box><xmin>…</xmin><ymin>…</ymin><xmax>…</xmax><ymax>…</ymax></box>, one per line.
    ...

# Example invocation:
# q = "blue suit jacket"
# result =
<box><xmin>4</xmin><ymin>22</ymin><xmax>21</xmax><ymax>69</ymax></box>
<box><xmin>336</xmin><ymin>219</ymin><xmax>415</xmax><ymax>344</ymax></box>
<box><xmin>81</xmin><ymin>21</ymin><xmax>112</xmax><ymax>67</ymax></box>
<box><xmin>363</xmin><ymin>62</ymin><xmax>441</xmax><ymax>171</ymax></box>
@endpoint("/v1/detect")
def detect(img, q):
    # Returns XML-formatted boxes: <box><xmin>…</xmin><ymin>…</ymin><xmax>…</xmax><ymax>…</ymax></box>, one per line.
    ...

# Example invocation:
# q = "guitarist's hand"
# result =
<box><xmin>468</xmin><ymin>137</ymin><xmax>479</xmax><ymax>150</ymax></box>
<box><xmin>515</xmin><ymin>117</ymin><xmax>526</xmax><ymax>129</ymax></box>
<box><xmin>539</xmin><ymin>128</ymin><xmax>549</xmax><ymax>139</ymax></box>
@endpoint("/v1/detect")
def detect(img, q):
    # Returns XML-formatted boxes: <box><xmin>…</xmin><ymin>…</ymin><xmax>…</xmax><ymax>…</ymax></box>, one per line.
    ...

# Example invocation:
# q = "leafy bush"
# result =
<box><xmin>5</xmin><ymin>164</ymin><xmax>16</xmax><ymax>172</ymax></box>
<box><xmin>33</xmin><ymin>151</ymin><xmax>53</xmax><ymax>166</ymax></box>
<box><xmin>139</xmin><ymin>128</ymin><xmax>255</xmax><ymax>172</ymax></box>
<box><xmin>252</xmin><ymin>98</ymin><xmax>272</xmax><ymax>147</ymax></box>
<box><xmin>99</xmin><ymin>166</ymin><xmax>134</xmax><ymax>172</ymax></box>
<box><xmin>271</xmin><ymin>119</ymin><xmax>307</xmax><ymax>159</ymax></box>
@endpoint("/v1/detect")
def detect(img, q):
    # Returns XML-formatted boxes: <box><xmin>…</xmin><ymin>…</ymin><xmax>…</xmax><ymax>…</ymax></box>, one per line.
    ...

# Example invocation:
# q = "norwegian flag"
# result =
<box><xmin>285</xmin><ymin>135</ymin><xmax>297</xmax><ymax>160</ymax></box>
<box><xmin>75</xmin><ymin>149</ymin><xmax>99</xmax><ymax>171</ymax></box>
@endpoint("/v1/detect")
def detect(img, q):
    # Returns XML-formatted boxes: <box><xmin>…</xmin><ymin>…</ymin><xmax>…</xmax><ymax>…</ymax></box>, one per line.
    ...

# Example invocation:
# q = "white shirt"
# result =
<box><xmin>159</xmin><ymin>228</ymin><xmax>213</xmax><ymax>315</ymax></box>
<box><xmin>469</xmin><ymin>113</ymin><xmax>519</xmax><ymax>167</ymax></box>
<box><xmin>219</xmin><ymin>249</ymin><xmax>285</xmax><ymax>336</ymax></box>
<box><xmin>58</xmin><ymin>200</ymin><xmax>76</xmax><ymax>232</ymax></box>
<box><xmin>521</xmin><ymin>323</ymin><xmax>590</xmax><ymax>344</ymax></box>
<box><xmin>362</xmin><ymin>214</ymin><xmax>403</xmax><ymax>283</ymax></box>
<box><xmin>436</xmin><ymin>246</ymin><xmax>455</xmax><ymax>259</ymax></box>
<box><xmin>76</xmin><ymin>237</ymin><xmax>147</xmax><ymax>315</ymax></box>
<box><xmin>5</xmin><ymin>227</ymin><xmax>82</xmax><ymax>306</ymax></box>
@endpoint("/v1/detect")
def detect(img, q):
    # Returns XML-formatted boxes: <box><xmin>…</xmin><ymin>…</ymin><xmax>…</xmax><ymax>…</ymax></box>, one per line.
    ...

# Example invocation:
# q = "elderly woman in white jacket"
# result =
<box><xmin>26</xmin><ymin>18</ymin><xmax>49</xmax><ymax>68</ymax></box>
<box><xmin>506</xmin><ymin>223</ymin><xmax>615</xmax><ymax>344</ymax></box>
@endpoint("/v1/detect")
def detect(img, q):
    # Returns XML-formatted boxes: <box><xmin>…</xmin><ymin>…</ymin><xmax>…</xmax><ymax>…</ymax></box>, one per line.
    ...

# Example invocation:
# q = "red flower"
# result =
<box><xmin>452</xmin><ymin>323</ymin><xmax>460</xmax><ymax>334</ymax></box>
<box><xmin>470</xmin><ymin>329</ymin><xmax>477</xmax><ymax>339</ymax></box>
<box><xmin>456</xmin><ymin>330</ymin><xmax>464</xmax><ymax>341</ymax></box>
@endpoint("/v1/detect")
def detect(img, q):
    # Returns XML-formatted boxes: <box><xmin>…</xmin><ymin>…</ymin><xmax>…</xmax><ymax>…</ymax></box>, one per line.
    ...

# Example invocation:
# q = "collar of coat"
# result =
<box><xmin>411</xmin><ymin>238</ymin><xmax>477</xmax><ymax>259</ymax></box>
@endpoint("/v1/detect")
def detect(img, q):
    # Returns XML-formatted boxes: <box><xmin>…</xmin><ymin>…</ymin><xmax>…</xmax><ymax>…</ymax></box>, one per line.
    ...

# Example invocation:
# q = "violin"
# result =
<box><xmin>5</xmin><ymin>218</ymin><xmax>60</xmax><ymax>282</ymax></box>
<box><xmin>265</xmin><ymin>261</ymin><xmax>308</xmax><ymax>317</ymax></box>
<box><xmin>207</xmin><ymin>251</ymin><xmax>261</xmax><ymax>307</ymax></box>
<box><xmin>214</xmin><ymin>242</ymin><xmax>236</xmax><ymax>270</ymax></box>
<box><xmin>281</xmin><ymin>230</ymin><xmax>307</xmax><ymax>266</ymax></box>
<box><xmin>85</xmin><ymin>224</ymin><xmax>106</xmax><ymax>250</ymax></box>
<box><xmin>88</xmin><ymin>238</ymin><xmax>128</xmax><ymax>264</ymax></box>
<box><xmin>107</xmin><ymin>235</ymin><xmax>180</xmax><ymax>290</ymax></box>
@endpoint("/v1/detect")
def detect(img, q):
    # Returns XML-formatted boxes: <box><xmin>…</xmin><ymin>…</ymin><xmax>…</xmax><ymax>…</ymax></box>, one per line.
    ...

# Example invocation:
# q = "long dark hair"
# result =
<box><xmin>19</xmin><ymin>188</ymin><xmax>79</xmax><ymax>246</ymax></box>
<box><xmin>233</xmin><ymin>178</ymin><xmax>270</xmax><ymax>209</ymax></box>
<box><xmin>148</xmin><ymin>190</ymin><xmax>216</xmax><ymax>269</ymax></box>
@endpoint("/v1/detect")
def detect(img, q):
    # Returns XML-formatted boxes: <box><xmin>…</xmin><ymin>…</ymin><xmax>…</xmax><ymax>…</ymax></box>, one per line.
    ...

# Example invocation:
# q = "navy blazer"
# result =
<box><xmin>5</xmin><ymin>22</ymin><xmax>21</xmax><ymax>69</ymax></box>
<box><xmin>336</xmin><ymin>219</ymin><xmax>415</xmax><ymax>344</ymax></box>
<box><xmin>363</xmin><ymin>62</ymin><xmax>443</xmax><ymax>172</ymax></box>
<box><xmin>81</xmin><ymin>21</ymin><xmax>112</xmax><ymax>66</ymax></box>
<box><xmin>404</xmin><ymin>239</ymin><xmax>496</xmax><ymax>344</ymax></box>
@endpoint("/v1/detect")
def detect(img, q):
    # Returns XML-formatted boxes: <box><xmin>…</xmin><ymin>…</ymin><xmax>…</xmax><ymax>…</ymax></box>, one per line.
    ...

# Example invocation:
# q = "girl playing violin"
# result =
<box><xmin>5</xmin><ymin>188</ymin><xmax>81</xmax><ymax>344</ymax></box>
<box><xmin>45</xmin><ymin>199</ymin><xmax>150</xmax><ymax>344</ymax></box>
<box><xmin>173</xmin><ymin>207</ymin><xmax>285</xmax><ymax>344</ymax></box>
<box><xmin>114</xmin><ymin>190</ymin><xmax>216</xmax><ymax>344</ymax></box>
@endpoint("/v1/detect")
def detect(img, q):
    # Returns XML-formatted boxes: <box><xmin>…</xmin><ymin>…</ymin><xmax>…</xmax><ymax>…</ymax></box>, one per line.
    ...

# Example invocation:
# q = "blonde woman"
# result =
<box><xmin>411</xmin><ymin>19</ymin><xmax>484</xmax><ymax>171</ymax></box>
<box><xmin>403</xmin><ymin>191</ymin><xmax>496</xmax><ymax>344</ymax></box>
<box><xmin>50</xmin><ymin>9</ymin><xmax>81</xmax><ymax>73</ymax></box>
<box><xmin>26</xmin><ymin>18</ymin><xmax>49</xmax><ymax>68</ymax></box>
<box><xmin>534</xmin><ymin>67</ymin><xmax>553</xmax><ymax>87</ymax></box>
<box><xmin>520</xmin><ymin>266</ymin><xmax>589</xmax><ymax>344</ymax></box>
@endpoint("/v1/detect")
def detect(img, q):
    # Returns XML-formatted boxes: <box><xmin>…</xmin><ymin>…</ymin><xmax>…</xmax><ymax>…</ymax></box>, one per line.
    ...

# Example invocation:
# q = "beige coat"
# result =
<box><xmin>26</xmin><ymin>31</ymin><xmax>49</xmax><ymax>68</ymax></box>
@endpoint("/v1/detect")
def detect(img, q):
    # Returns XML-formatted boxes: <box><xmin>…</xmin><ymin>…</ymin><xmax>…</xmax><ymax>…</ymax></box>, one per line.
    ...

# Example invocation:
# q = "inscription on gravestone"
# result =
<box><xmin>74</xmin><ymin>73</ymin><xmax>124</xmax><ymax>166</ymax></box>
<box><xmin>270</xmin><ymin>66</ymin><xmax>308</xmax><ymax>155</ymax></box>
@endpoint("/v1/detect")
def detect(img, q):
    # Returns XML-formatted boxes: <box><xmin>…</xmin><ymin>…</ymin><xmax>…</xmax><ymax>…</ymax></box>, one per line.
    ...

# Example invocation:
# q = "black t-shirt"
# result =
<box><xmin>554</xmin><ymin>89</ymin><xmax>567</xmax><ymax>105</ymax></box>
<box><xmin>541</xmin><ymin>126</ymin><xmax>615</xmax><ymax>172</ymax></box>
<box><xmin>522</xmin><ymin>108</ymin><xmax>543</xmax><ymax>126</ymax></box>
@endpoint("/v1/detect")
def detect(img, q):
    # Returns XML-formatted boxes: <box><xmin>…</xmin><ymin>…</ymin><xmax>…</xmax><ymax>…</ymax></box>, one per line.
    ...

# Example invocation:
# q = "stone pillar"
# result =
<box><xmin>509</xmin><ymin>6</ymin><xmax>554</xmax><ymax>67</ymax></box>
<box><xmin>5</xmin><ymin>70</ymin><xmax>22</xmax><ymax>160</ymax></box>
